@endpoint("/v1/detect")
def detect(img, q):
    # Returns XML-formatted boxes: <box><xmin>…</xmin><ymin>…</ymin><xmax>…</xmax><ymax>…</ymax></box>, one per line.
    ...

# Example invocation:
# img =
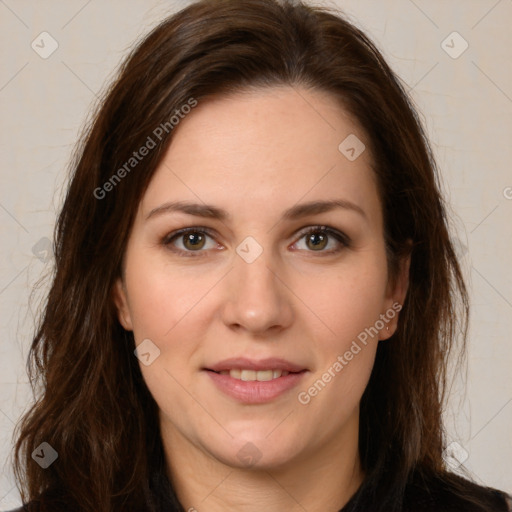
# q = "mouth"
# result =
<box><xmin>205</xmin><ymin>357</ymin><xmax>307</xmax><ymax>374</ymax></box>
<box><xmin>203</xmin><ymin>358</ymin><xmax>308</xmax><ymax>403</ymax></box>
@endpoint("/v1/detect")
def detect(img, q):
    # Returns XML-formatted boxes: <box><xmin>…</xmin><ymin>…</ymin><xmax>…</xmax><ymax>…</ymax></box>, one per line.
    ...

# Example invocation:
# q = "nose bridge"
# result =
<box><xmin>222</xmin><ymin>238</ymin><xmax>293</xmax><ymax>333</ymax></box>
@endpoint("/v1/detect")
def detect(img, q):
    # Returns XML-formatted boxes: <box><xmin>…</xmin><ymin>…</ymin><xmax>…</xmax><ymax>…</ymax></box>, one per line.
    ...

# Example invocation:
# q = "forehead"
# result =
<box><xmin>139</xmin><ymin>86</ymin><xmax>381</xmax><ymax>229</ymax></box>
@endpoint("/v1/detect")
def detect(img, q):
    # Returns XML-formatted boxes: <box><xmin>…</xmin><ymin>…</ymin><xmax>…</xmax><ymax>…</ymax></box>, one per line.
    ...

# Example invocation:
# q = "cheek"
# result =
<box><xmin>125</xmin><ymin>260</ymin><xmax>214</xmax><ymax>424</ymax></box>
<box><xmin>295</xmin><ymin>276</ymin><xmax>382</xmax><ymax>430</ymax></box>
<box><xmin>124</xmin><ymin>252</ymin><xmax>219</xmax><ymax>340</ymax></box>
<box><xmin>295</xmin><ymin>254</ymin><xmax>388</xmax><ymax>346</ymax></box>
<box><xmin>308</xmin><ymin>282</ymin><xmax>382</xmax><ymax>392</ymax></box>
<box><xmin>292</xmin><ymin>256</ymin><xmax>387</xmax><ymax>407</ymax></box>
<box><xmin>123</xmin><ymin>253</ymin><xmax>220</xmax><ymax>398</ymax></box>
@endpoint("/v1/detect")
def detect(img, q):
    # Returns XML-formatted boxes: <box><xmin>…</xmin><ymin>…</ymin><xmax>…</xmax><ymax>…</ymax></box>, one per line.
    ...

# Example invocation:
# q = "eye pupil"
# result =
<box><xmin>184</xmin><ymin>232</ymin><xmax>205</xmax><ymax>250</ymax></box>
<box><xmin>307</xmin><ymin>232</ymin><xmax>328</xmax><ymax>250</ymax></box>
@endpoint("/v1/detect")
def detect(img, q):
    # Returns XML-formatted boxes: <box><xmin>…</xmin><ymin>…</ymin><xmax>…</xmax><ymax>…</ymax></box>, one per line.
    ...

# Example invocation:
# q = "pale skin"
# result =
<box><xmin>113</xmin><ymin>86</ymin><xmax>410</xmax><ymax>512</ymax></box>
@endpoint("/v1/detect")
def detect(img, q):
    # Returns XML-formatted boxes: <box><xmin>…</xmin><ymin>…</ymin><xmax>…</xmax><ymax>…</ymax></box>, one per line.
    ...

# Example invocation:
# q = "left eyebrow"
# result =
<box><xmin>145</xmin><ymin>199</ymin><xmax>367</xmax><ymax>222</ymax></box>
<box><xmin>281</xmin><ymin>199</ymin><xmax>367</xmax><ymax>222</ymax></box>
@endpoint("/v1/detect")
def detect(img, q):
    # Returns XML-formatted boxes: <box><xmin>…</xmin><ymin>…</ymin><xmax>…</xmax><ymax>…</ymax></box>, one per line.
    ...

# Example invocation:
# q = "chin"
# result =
<box><xmin>201</xmin><ymin>434</ymin><xmax>303</xmax><ymax>471</ymax></box>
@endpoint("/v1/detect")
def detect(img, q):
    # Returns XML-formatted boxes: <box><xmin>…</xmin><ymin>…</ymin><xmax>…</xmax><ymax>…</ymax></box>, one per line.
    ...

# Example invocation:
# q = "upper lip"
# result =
<box><xmin>206</xmin><ymin>357</ymin><xmax>307</xmax><ymax>373</ymax></box>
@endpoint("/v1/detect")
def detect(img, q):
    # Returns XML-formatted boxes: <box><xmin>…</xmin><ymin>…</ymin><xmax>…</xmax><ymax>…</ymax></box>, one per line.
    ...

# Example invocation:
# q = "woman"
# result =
<box><xmin>8</xmin><ymin>0</ymin><xmax>511</xmax><ymax>511</ymax></box>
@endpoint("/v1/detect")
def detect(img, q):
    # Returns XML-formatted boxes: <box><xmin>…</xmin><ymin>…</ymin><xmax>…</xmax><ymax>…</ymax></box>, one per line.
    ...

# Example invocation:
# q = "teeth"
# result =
<box><xmin>218</xmin><ymin>369</ymin><xmax>290</xmax><ymax>381</ymax></box>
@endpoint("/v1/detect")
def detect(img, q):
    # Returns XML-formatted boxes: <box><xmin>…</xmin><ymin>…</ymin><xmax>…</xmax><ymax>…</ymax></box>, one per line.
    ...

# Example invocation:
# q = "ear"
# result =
<box><xmin>380</xmin><ymin>243</ymin><xmax>412</xmax><ymax>340</ymax></box>
<box><xmin>112</xmin><ymin>278</ymin><xmax>133</xmax><ymax>331</ymax></box>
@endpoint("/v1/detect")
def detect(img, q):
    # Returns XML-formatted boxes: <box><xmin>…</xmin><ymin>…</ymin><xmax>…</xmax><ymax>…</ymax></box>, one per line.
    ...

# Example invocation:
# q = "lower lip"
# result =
<box><xmin>205</xmin><ymin>370</ymin><xmax>307</xmax><ymax>404</ymax></box>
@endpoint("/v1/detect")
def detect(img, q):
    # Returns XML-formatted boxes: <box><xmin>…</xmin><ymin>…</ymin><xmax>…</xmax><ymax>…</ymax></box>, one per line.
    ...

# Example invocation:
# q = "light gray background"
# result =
<box><xmin>1</xmin><ymin>0</ymin><xmax>511</xmax><ymax>508</ymax></box>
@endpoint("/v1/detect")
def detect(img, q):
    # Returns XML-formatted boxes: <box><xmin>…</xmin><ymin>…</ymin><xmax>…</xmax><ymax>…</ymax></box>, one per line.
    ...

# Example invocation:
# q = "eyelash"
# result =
<box><xmin>161</xmin><ymin>225</ymin><xmax>351</xmax><ymax>258</ymax></box>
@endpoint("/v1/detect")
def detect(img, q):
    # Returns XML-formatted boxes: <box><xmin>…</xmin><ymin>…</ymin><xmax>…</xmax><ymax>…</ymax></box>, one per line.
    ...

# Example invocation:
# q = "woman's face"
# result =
<box><xmin>114</xmin><ymin>86</ymin><xmax>409</xmax><ymax>471</ymax></box>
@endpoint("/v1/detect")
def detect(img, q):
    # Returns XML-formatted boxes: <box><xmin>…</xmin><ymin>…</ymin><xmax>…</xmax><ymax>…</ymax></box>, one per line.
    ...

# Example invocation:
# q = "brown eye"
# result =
<box><xmin>163</xmin><ymin>227</ymin><xmax>218</xmax><ymax>257</ymax></box>
<box><xmin>293</xmin><ymin>226</ymin><xmax>350</xmax><ymax>255</ymax></box>
<box><xmin>305</xmin><ymin>231</ymin><xmax>329</xmax><ymax>251</ymax></box>
<box><xmin>182</xmin><ymin>232</ymin><xmax>206</xmax><ymax>251</ymax></box>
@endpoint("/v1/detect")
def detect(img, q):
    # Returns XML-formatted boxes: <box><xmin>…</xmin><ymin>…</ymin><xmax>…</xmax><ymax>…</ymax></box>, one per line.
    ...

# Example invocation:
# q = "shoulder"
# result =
<box><xmin>403</xmin><ymin>471</ymin><xmax>512</xmax><ymax>512</ymax></box>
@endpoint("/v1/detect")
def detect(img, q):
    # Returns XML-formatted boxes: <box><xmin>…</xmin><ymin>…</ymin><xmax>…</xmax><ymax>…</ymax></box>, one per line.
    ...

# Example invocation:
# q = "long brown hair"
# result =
<box><xmin>13</xmin><ymin>0</ymin><xmax>474</xmax><ymax>510</ymax></box>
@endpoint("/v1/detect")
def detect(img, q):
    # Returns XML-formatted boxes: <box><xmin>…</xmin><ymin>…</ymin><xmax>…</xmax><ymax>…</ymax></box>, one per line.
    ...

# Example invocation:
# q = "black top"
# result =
<box><xmin>5</xmin><ymin>473</ymin><xmax>512</xmax><ymax>512</ymax></box>
<box><xmin>338</xmin><ymin>473</ymin><xmax>512</xmax><ymax>512</ymax></box>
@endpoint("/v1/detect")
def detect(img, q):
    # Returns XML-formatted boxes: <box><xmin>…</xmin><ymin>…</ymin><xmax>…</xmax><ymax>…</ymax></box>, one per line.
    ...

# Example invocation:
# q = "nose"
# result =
<box><xmin>220</xmin><ymin>248</ymin><xmax>294</xmax><ymax>336</ymax></box>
